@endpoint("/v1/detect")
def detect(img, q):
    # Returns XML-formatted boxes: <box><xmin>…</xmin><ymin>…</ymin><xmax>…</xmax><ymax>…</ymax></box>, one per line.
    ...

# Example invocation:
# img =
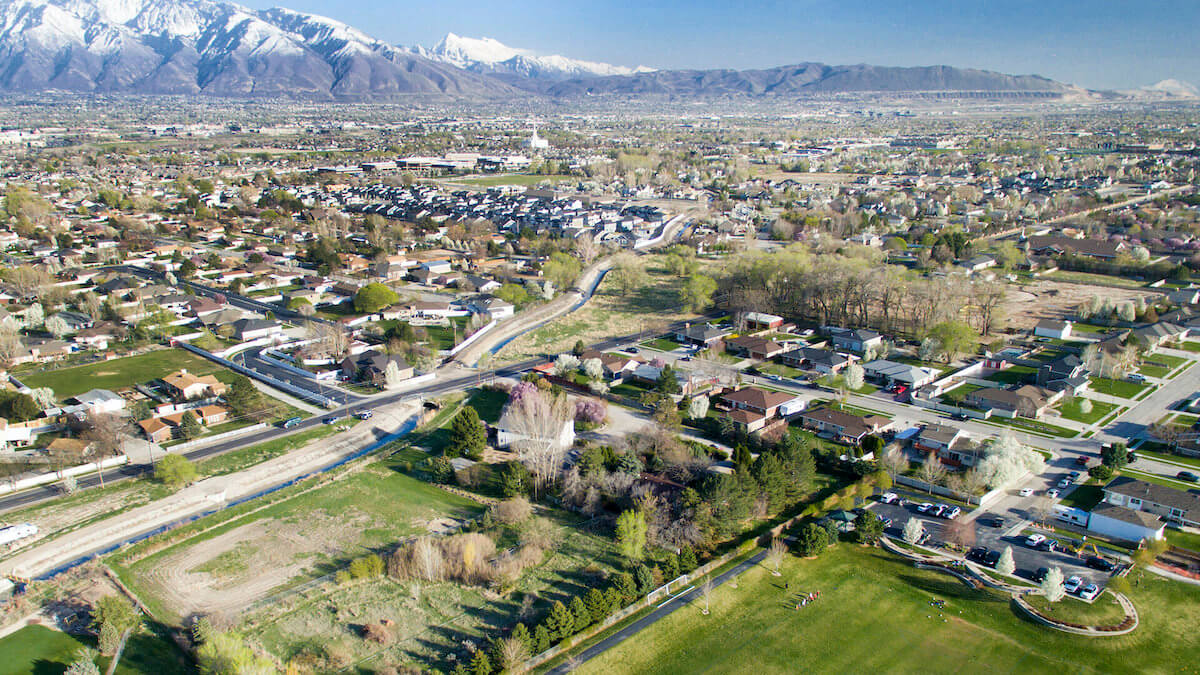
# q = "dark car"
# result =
<box><xmin>1033</xmin><ymin>567</ymin><xmax>1051</xmax><ymax>582</ymax></box>
<box><xmin>981</xmin><ymin>516</ymin><xmax>1005</xmax><ymax>528</ymax></box>
<box><xmin>967</xmin><ymin>547</ymin><xmax>991</xmax><ymax>564</ymax></box>
<box><xmin>1177</xmin><ymin>471</ymin><xmax>1200</xmax><ymax>483</ymax></box>
<box><xmin>1037</xmin><ymin>538</ymin><xmax>1060</xmax><ymax>553</ymax></box>
<box><xmin>982</xmin><ymin>550</ymin><xmax>1003</xmax><ymax>568</ymax></box>
<box><xmin>1086</xmin><ymin>556</ymin><xmax>1117</xmax><ymax>572</ymax></box>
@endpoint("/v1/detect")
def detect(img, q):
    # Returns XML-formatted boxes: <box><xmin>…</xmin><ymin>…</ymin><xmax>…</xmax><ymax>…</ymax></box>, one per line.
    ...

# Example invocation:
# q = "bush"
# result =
<box><xmin>1088</xmin><ymin>464</ymin><xmax>1114</xmax><ymax>481</ymax></box>
<box><xmin>155</xmin><ymin>454</ymin><xmax>198</xmax><ymax>488</ymax></box>
<box><xmin>493</xmin><ymin>497</ymin><xmax>533</xmax><ymax>525</ymax></box>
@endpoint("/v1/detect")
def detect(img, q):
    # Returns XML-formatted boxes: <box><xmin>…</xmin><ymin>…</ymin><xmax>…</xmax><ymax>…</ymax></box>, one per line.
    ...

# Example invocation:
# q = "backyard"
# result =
<box><xmin>0</xmin><ymin>624</ymin><xmax>187</xmax><ymax>675</ymax></box>
<box><xmin>574</xmin><ymin>544</ymin><xmax>1200</xmax><ymax>675</ymax></box>
<box><xmin>16</xmin><ymin>348</ymin><xmax>229</xmax><ymax>400</ymax></box>
<box><xmin>1089</xmin><ymin>377</ymin><xmax>1150</xmax><ymax>400</ymax></box>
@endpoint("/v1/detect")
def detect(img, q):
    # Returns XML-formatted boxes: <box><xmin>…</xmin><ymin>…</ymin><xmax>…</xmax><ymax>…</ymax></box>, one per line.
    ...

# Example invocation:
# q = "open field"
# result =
<box><xmin>16</xmin><ymin>348</ymin><xmax>227</xmax><ymax>399</ymax></box>
<box><xmin>453</xmin><ymin>173</ymin><xmax>577</xmax><ymax>187</ymax></box>
<box><xmin>1089</xmin><ymin>377</ymin><xmax>1149</xmax><ymax>400</ymax></box>
<box><xmin>1057</xmin><ymin>398</ymin><xmax>1120</xmax><ymax>424</ymax></box>
<box><xmin>576</xmin><ymin>544</ymin><xmax>1200</xmax><ymax>675</ymax></box>
<box><xmin>113</xmin><ymin>461</ymin><xmax>484</xmax><ymax>622</ymax></box>
<box><xmin>998</xmin><ymin>279</ymin><xmax>1156</xmax><ymax>332</ymax></box>
<box><xmin>0</xmin><ymin>624</ymin><xmax>187</xmax><ymax>675</ymax></box>
<box><xmin>244</xmin><ymin>511</ymin><xmax>621</xmax><ymax>670</ymax></box>
<box><xmin>497</xmin><ymin>255</ymin><xmax>706</xmax><ymax>362</ymax></box>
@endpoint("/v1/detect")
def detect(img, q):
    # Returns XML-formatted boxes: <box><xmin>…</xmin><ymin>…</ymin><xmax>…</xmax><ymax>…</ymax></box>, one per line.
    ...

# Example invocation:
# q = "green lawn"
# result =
<box><xmin>1046</xmin><ymin>270</ymin><xmax>1150</xmax><ymax>289</ymax></box>
<box><xmin>984</xmin><ymin>415</ymin><xmax>1079</xmax><ymax>439</ymax></box>
<box><xmin>465</xmin><ymin>387</ymin><xmax>509</xmax><ymax>424</ymax></box>
<box><xmin>1131</xmin><ymin>446</ymin><xmax>1200</xmax><ymax>471</ymax></box>
<box><xmin>1179</xmin><ymin>342</ymin><xmax>1200</xmax><ymax>353</ymax></box>
<box><xmin>195</xmin><ymin>425</ymin><xmax>340</xmax><ymax>477</ymax></box>
<box><xmin>1056</xmin><ymin>398</ymin><xmax>1120</xmax><ymax>424</ymax></box>
<box><xmin>1059</xmin><ymin>483</ymin><xmax>1104</xmax><ymax>510</ymax></box>
<box><xmin>1089</xmin><ymin>377</ymin><xmax>1150</xmax><ymax>400</ymax></box>
<box><xmin>984</xmin><ymin>365</ymin><xmax>1037</xmax><ymax>386</ymax></box>
<box><xmin>641</xmin><ymin>337</ymin><xmax>683</xmax><ymax>352</ymax></box>
<box><xmin>576</xmin><ymin>544</ymin><xmax>1200</xmax><ymax>675</ymax></box>
<box><xmin>757</xmin><ymin>362</ymin><xmax>808</xmax><ymax>379</ymax></box>
<box><xmin>17</xmin><ymin>349</ymin><xmax>226</xmax><ymax>399</ymax></box>
<box><xmin>0</xmin><ymin>625</ymin><xmax>187</xmax><ymax>675</ymax></box>
<box><xmin>1164</xmin><ymin>527</ymin><xmax>1200</xmax><ymax>554</ymax></box>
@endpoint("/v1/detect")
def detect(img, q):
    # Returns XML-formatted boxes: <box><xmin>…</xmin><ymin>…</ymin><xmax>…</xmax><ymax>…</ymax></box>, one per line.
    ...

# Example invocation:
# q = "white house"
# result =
<box><xmin>72</xmin><ymin>389</ymin><xmax>126</xmax><ymax>414</ymax></box>
<box><xmin>1033</xmin><ymin>319</ymin><xmax>1072</xmax><ymax>340</ymax></box>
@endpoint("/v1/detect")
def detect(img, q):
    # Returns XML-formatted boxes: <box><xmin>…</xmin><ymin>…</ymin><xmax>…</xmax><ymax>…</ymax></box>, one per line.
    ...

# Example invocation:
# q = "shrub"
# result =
<box><xmin>493</xmin><ymin>497</ymin><xmax>533</xmax><ymax>525</ymax></box>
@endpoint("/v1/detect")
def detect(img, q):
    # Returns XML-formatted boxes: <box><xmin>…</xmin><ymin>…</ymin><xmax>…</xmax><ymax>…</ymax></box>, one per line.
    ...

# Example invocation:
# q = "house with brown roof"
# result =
<box><xmin>162</xmin><ymin>369</ymin><xmax>227</xmax><ymax>401</ymax></box>
<box><xmin>1027</xmin><ymin>235</ymin><xmax>1125</xmax><ymax>260</ymax></box>
<box><xmin>724</xmin><ymin>335</ymin><xmax>785</xmax><ymax>360</ymax></box>
<box><xmin>963</xmin><ymin>384</ymin><xmax>1059</xmax><ymax>419</ymax></box>
<box><xmin>795</xmin><ymin>406</ymin><xmax>892</xmax><ymax>445</ymax></box>
<box><xmin>1102</xmin><ymin>476</ymin><xmax>1200</xmax><ymax>528</ymax></box>
<box><xmin>138</xmin><ymin>417</ymin><xmax>172</xmax><ymax>443</ymax></box>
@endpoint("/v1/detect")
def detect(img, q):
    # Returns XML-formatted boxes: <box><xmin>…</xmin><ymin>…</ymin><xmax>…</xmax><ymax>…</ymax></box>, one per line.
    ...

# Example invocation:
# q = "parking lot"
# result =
<box><xmin>870</xmin><ymin>488</ymin><xmax>1118</xmax><ymax>594</ymax></box>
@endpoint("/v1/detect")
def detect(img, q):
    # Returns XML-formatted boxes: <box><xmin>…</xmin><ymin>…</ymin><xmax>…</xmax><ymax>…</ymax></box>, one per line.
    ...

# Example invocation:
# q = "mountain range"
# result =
<box><xmin>0</xmin><ymin>0</ymin><xmax>1180</xmax><ymax>101</ymax></box>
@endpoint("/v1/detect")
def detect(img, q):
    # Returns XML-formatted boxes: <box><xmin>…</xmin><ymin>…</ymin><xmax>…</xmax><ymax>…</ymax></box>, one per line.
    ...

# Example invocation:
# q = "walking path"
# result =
<box><xmin>547</xmin><ymin>548</ymin><xmax>767</xmax><ymax>674</ymax></box>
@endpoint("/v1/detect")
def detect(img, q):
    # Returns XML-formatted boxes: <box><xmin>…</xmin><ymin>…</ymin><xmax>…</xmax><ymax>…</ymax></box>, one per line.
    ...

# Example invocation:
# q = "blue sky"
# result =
<box><xmin>242</xmin><ymin>1</ymin><xmax>1200</xmax><ymax>89</ymax></box>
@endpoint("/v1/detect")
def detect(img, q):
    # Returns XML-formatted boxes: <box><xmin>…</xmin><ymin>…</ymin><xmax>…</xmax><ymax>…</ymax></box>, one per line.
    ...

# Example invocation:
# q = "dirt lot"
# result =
<box><xmin>1000</xmin><ymin>279</ymin><xmax>1158</xmax><ymax>331</ymax></box>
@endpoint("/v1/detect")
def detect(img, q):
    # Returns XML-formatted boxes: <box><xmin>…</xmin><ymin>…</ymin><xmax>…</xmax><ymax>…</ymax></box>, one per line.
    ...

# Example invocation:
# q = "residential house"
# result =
<box><xmin>1036</xmin><ymin>354</ymin><xmax>1091</xmax><ymax>395</ymax></box>
<box><xmin>162</xmin><ymin>369</ymin><xmax>227</xmax><ymax>401</ymax></box>
<box><xmin>1087</xmin><ymin>502</ymin><xmax>1166</xmax><ymax>543</ymax></box>
<box><xmin>743</xmin><ymin>312</ymin><xmax>784</xmax><ymax>332</ymax></box>
<box><xmin>52</xmin><ymin>311</ymin><xmax>94</xmax><ymax>333</ymax></box>
<box><xmin>826</xmin><ymin>327</ymin><xmax>883</xmax><ymax>354</ymax></box>
<box><xmin>137</xmin><ymin>417</ymin><xmax>172</xmax><ymax>443</ymax></box>
<box><xmin>1026</xmin><ymin>235</ymin><xmax>1126</xmax><ymax>260</ymax></box>
<box><xmin>630</xmin><ymin>364</ymin><xmax>716</xmax><ymax>397</ymax></box>
<box><xmin>71</xmin><ymin>389</ymin><xmax>125</xmax><ymax>415</ymax></box>
<box><xmin>779</xmin><ymin>347</ymin><xmax>852</xmax><ymax>375</ymax></box>
<box><xmin>860</xmin><ymin>359</ymin><xmax>938</xmax><ymax>388</ymax></box>
<box><xmin>958</xmin><ymin>254</ymin><xmax>997</xmax><ymax>274</ymax></box>
<box><xmin>795</xmin><ymin>406</ymin><xmax>893</xmax><ymax>445</ymax></box>
<box><xmin>340</xmin><ymin>350</ymin><xmax>414</xmax><ymax>386</ymax></box>
<box><xmin>230</xmin><ymin>318</ymin><xmax>283</xmax><ymax>341</ymax></box>
<box><xmin>1102</xmin><ymin>476</ymin><xmax>1200</xmax><ymax>528</ymax></box>
<box><xmin>1130</xmin><ymin>321</ymin><xmax>1188</xmax><ymax>351</ymax></box>
<box><xmin>724</xmin><ymin>335</ymin><xmax>785</xmax><ymax>360</ymax></box>
<box><xmin>674</xmin><ymin>323</ymin><xmax>732</xmax><ymax>347</ymax></box>
<box><xmin>716</xmin><ymin>386</ymin><xmax>804</xmax><ymax>437</ymax></box>
<box><xmin>914</xmin><ymin>424</ymin><xmax>978</xmax><ymax>467</ymax></box>
<box><xmin>580</xmin><ymin>350</ymin><xmax>641</xmax><ymax>382</ymax></box>
<box><xmin>470</xmin><ymin>296</ymin><xmax>515</xmax><ymax>320</ymax></box>
<box><xmin>963</xmin><ymin>384</ymin><xmax>1059</xmax><ymax>418</ymax></box>
<box><xmin>1034</xmin><ymin>319</ymin><xmax>1072</xmax><ymax>340</ymax></box>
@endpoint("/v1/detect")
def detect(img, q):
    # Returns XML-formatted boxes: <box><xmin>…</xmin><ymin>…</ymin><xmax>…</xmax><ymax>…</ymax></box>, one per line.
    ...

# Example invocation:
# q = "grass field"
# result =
<box><xmin>1046</xmin><ymin>270</ymin><xmax>1151</xmax><ymax>290</ymax></box>
<box><xmin>984</xmin><ymin>365</ymin><xmax>1037</xmax><ymax>386</ymax></box>
<box><xmin>17</xmin><ymin>349</ymin><xmax>228</xmax><ymax>400</ymax></box>
<box><xmin>1089</xmin><ymin>377</ymin><xmax>1149</xmax><ymax>400</ymax></box>
<box><xmin>497</xmin><ymin>255</ymin><xmax>706</xmax><ymax>363</ymax></box>
<box><xmin>576</xmin><ymin>544</ymin><xmax>1200</xmax><ymax>675</ymax></box>
<box><xmin>0</xmin><ymin>625</ymin><xmax>187</xmax><ymax>675</ymax></box>
<box><xmin>1059</xmin><ymin>483</ymin><xmax>1104</xmax><ymax>510</ymax></box>
<box><xmin>641</xmin><ymin>337</ymin><xmax>683</xmax><ymax>352</ymax></box>
<box><xmin>114</xmin><ymin>459</ymin><xmax>485</xmax><ymax>623</ymax></box>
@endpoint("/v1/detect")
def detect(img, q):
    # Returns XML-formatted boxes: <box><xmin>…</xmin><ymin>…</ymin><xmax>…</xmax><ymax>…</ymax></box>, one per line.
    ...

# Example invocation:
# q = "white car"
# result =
<box><xmin>944</xmin><ymin>506</ymin><xmax>961</xmax><ymax>520</ymax></box>
<box><xmin>1078</xmin><ymin>583</ymin><xmax>1101</xmax><ymax>601</ymax></box>
<box><xmin>1025</xmin><ymin>533</ymin><xmax>1046</xmax><ymax>548</ymax></box>
<box><xmin>1057</xmin><ymin>478</ymin><xmax>1071</xmax><ymax>488</ymax></box>
<box><xmin>1019</xmin><ymin>488</ymin><xmax>1034</xmax><ymax>497</ymax></box>
<box><xmin>916</xmin><ymin>503</ymin><xmax>934</xmax><ymax>513</ymax></box>
<box><xmin>1064</xmin><ymin>576</ymin><xmax>1084</xmax><ymax>594</ymax></box>
<box><xmin>880</xmin><ymin>492</ymin><xmax>899</xmax><ymax>504</ymax></box>
<box><xmin>1048</xmin><ymin>488</ymin><xmax>1060</xmax><ymax>499</ymax></box>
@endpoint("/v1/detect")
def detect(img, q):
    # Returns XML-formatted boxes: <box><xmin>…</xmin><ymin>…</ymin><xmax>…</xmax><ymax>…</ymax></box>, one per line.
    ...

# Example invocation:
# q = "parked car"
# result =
<box><xmin>916</xmin><ymin>502</ymin><xmax>934</xmax><ymax>513</ymax></box>
<box><xmin>1057</xmin><ymin>478</ymin><xmax>1071</xmax><ymax>488</ymax></box>
<box><xmin>967</xmin><ymin>547</ymin><xmax>991</xmax><ymax>564</ymax></box>
<box><xmin>1048</xmin><ymin>489</ymin><xmax>1060</xmax><ymax>499</ymax></box>
<box><xmin>1068</xmin><ymin>471</ymin><xmax>1081</xmax><ymax>481</ymax></box>
<box><xmin>878</xmin><ymin>516</ymin><xmax>893</xmax><ymax>528</ymax></box>
<box><xmin>1126</xmin><ymin>373</ymin><xmax>1147</xmax><ymax>384</ymax></box>
<box><xmin>355</xmin><ymin>410</ymin><xmax>373</xmax><ymax>420</ymax></box>
<box><xmin>281</xmin><ymin>416</ymin><xmax>302</xmax><ymax>429</ymax></box>
<box><xmin>1037</xmin><ymin>539</ymin><xmax>1060</xmax><ymax>553</ymax></box>
<box><xmin>1075</xmin><ymin>456</ymin><xmax>1090</xmax><ymax>467</ymax></box>
<box><xmin>1064</xmin><ymin>575</ymin><xmax>1084</xmax><ymax>593</ymax></box>
<box><xmin>1086</xmin><ymin>556</ymin><xmax>1116</xmax><ymax>572</ymax></box>
<box><xmin>1033</xmin><ymin>567</ymin><xmax>1051</xmax><ymax>582</ymax></box>
<box><xmin>1177</xmin><ymin>471</ymin><xmax>1199</xmax><ymax>483</ymax></box>
<box><xmin>1019</xmin><ymin>488</ymin><xmax>1034</xmax><ymax>497</ymax></box>
<box><xmin>879</xmin><ymin>492</ymin><xmax>900</xmax><ymax>504</ymax></box>
<box><xmin>931</xmin><ymin>504</ymin><xmax>947</xmax><ymax>518</ymax></box>
<box><xmin>982</xmin><ymin>516</ymin><xmax>1005</xmax><ymax>528</ymax></box>
<box><xmin>944</xmin><ymin>506</ymin><xmax>961</xmax><ymax>520</ymax></box>
<box><xmin>1078</xmin><ymin>583</ymin><xmax>1101</xmax><ymax>601</ymax></box>
<box><xmin>1025</xmin><ymin>533</ymin><xmax>1047</xmax><ymax>548</ymax></box>
<box><xmin>983</xmin><ymin>550</ymin><xmax>1003</xmax><ymax>568</ymax></box>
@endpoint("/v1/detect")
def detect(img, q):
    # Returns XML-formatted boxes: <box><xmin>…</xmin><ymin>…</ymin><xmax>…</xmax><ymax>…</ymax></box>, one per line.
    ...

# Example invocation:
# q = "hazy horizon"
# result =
<box><xmin>235</xmin><ymin>0</ymin><xmax>1200</xmax><ymax>90</ymax></box>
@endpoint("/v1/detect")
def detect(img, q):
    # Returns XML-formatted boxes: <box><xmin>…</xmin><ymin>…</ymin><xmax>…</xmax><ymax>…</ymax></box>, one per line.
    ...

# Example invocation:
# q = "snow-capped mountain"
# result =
<box><xmin>0</xmin><ymin>0</ymin><xmax>512</xmax><ymax>98</ymax></box>
<box><xmin>410</xmin><ymin>32</ymin><xmax>654</xmax><ymax>81</ymax></box>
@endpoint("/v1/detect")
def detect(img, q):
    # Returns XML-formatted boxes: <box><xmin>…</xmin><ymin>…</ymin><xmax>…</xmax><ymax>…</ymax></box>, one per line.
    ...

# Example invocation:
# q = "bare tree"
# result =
<box><xmin>944</xmin><ymin>518</ymin><xmax>976</xmax><ymax>550</ymax></box>
<box><xmin>917</xmin><ymin>454</ymin><xmax>946</xmax><ymax>492</ymax></box>
<box><xmin>500</xmin><ymin>389</ymin><xmax>573</xmax><ymax>498</ymax></box>
<box><xmin>700</xmin><ymin>576</ymin><xmax>713</xmax><ymax>615</ymax></box>
<box><xmin>765</xmin><ymin>538</ymin><xmax>786</xmax><ymax>576</ymax></box>
<box><xmin>880</xmin><ymin>447</ymin><xmax>908</xmax><ymax>479</ymax></box>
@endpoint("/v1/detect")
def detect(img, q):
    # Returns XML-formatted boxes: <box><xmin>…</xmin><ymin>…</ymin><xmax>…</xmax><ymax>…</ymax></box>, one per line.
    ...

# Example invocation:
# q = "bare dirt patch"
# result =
<box><xmin>137</xmin><ymin>510</ymin><xmax>373</xmax><ymax>621</ymax></box>
<box><xmin>1000</xmin><ymin>279</ymin><xmax>1157</xmax><ymax>331</ymax></box>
